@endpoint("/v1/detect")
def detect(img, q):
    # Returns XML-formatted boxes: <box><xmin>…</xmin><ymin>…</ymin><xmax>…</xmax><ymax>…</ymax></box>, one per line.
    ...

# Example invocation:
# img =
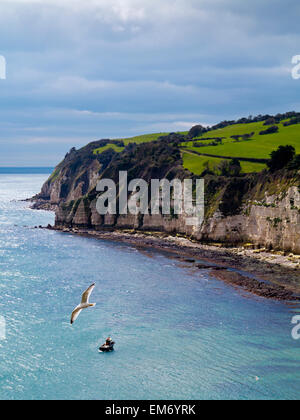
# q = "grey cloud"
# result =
<box><xmin>0</xmin><ymin>0</ymin><xmax>299</xmax><ymax>165</ymax></box>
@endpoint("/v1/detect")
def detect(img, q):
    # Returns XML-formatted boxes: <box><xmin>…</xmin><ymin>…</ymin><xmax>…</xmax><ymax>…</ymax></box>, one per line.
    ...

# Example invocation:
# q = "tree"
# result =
<box><xmin>242</xmin><ymin>132</ymin><xmax>254</xmax><ymax>141</ymax></box>
<box><xmin>188</xmin><ymin>125</ymin><xmax>206</xmax><ymax>138</ymax></box>
<box><xmin>201</xmin><ymin>160</ymin><xmax>215</xmax><ymax>176</ymax></box>
<box><xmin>229</xmin><ymin>158</ymin><xmax>242</xmax><ymax>176</ymax></box>
<box><xmin>267</xmin><ymin>145</ymin><xmax>296</xmax><ymax>172</ymax></box>
<box><xmin>259</xmin><ymin>125</ymin><xmax>279</xmax><ymax>135</ymax></box>
<box><xmin>287</xmin><ymin>154</ymin><xmax>300</xmax><ymax>170</ymax></box>
<box><xmin>218</xmin><ymin>159</ymin><xmax>242</xmax><ymax>177</ymax></box>
<box><xmin>218</xmin><ymin>160</ymin><xmax>230</xmax><ymax>176</ymax></box>
<box><xmin>231</xmin><ymin>135</ymin><xmax>241</xmax><ymax>142</ymax></box>
<box><xmin>263</xmin><ymin>117</ymin><xmax>276</xmax><ymax>126</ymax></box>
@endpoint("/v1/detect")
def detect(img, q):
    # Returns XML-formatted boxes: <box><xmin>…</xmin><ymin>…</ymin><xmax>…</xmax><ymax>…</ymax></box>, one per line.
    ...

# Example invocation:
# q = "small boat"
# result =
<box><xmin>99</xmin><ymin>341</ymin><xmax>115</xmax><ymax>352</ymax></box>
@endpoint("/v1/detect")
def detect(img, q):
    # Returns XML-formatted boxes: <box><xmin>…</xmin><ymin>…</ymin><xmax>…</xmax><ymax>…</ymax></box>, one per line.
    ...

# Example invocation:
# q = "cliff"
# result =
<box><xmin>33</xmin><ymin>139</ymin><xmax>122</xmax><ymax>206</ymax></box>
<box><xmin>35</xmin><ymin>137</ymin><xmax>300</xmax><ymax>254</ymax></box>
<box><xmin>200</xmin><ymin>172</ymin><xmax>300</xmax><ymax>253</ymax></box>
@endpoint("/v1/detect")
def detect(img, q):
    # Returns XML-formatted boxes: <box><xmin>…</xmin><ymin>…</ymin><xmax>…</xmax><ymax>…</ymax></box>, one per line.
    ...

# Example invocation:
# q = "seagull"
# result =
<box><xmin>70</xmin><ymin>283</ymin><xmax>96</xmax><ymax>325</ymax></box>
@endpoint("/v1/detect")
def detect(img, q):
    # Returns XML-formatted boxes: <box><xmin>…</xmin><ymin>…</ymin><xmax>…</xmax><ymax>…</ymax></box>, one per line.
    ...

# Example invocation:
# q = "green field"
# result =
<box><xmin>182</xmin><ymin>152</ymin><xmax>266</xmax><ymax>175</ymax></box>
<box><xmin>182</xmin><ymin>121</ymin><xmax>300</xmax><ymax>159</ymax></box>
<box><xmin>93</xmin><ymin>144</ymin><xmax>125</xmax><ymax>155</ymax></box>
<box><xmin>92</xmin><ymin>119</ymin><xmax>300</xmax><ymax>174</ymax></box>
<box><xmin>93</xmin><ymin>133</ymin><xmax>168</xmax><ymax>155</ymax></box>
<box><xmin>118</xmin><ymin>133</ymin><xmax>168</xmax><ymax>145</ymax></box>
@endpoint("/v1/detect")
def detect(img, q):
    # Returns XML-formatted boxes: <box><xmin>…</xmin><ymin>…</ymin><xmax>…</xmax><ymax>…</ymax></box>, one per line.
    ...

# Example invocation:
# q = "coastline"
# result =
<box><xmin>48</xmin><ymin>225</ymin><xmax>300</xmax><ymax>301</ymax></box>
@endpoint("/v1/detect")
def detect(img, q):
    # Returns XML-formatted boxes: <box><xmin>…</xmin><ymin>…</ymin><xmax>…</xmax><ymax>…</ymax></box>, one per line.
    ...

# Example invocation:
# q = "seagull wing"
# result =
<box><xmin>71</xmin><ymin>307</ymin><xmax>82</xmax><ymax>325</ymax></box>
<box><xmin>81</xmin><ymin>283</ymin><xmax>95</xmax><ymax>304</ymax></box>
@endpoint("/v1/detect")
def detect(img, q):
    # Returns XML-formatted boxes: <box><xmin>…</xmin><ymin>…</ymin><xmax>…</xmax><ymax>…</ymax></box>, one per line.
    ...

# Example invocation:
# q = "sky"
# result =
<box><xmin>0</xmin><ymin>0</ymin><xmax>300</xmax><ymax>166</ymax></box>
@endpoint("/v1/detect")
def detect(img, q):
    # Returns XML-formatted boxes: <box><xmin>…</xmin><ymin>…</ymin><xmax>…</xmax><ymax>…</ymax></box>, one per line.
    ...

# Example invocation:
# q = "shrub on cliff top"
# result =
<box><xmin>287</xmin><ymin>154</ymin><xmax>300</xmax><ymax>170</ymax></box>
<box><xmin>267</xmin><ymin>145</ymin><xmax>296</xmax><ymax>172</ymax></box>
<box><xmin>218</xmin><ymin>158</ymin><xmax>242</xmax><ymax>177</ymax></box>
<box><xmin>188</xmin><ymin>125</ymin><xmax>206</xmax><ymax>138</ymax></box>
<box><xmin>259</xmin><ymin>125</ymin><xmax>279</xmax><ymax>135</ymax></box>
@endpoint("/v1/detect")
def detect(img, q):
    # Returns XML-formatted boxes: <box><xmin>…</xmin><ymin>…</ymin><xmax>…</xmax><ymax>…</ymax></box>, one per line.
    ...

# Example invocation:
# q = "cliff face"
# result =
<box><xmin>200</xmin><ymin>183</ymin><xmax>300</xmax><ymax>253</ymax></box>
<box><xmin>33</xmin><ymin>139</ymin><xmax>122</xmax><ymax>206</ymax></box>
<box><xmin>36</xmin><ymin>138</ymin><xmax>300</xmax><ymax>254</ymax></box>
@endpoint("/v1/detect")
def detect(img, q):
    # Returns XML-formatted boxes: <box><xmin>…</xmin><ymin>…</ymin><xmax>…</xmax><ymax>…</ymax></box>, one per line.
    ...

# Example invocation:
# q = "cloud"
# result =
<box><xmin>0</xmin><ymin>0</ymin><xmax>300</xmax><ymax>164</ymax></box>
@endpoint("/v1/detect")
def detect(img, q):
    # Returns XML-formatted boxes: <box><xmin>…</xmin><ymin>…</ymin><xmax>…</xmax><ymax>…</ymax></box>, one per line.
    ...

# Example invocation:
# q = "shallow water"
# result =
<box><xmin>0</xmin><ymin>173</ymin><xmax>299</xmax><ymax>400</ymax></box>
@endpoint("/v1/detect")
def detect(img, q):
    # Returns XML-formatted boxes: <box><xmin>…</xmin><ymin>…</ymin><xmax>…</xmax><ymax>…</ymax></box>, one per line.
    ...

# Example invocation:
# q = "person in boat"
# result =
<box><xmin>105</xmin><ymin>337</ymin><xmax>113</xmax><ymax>346</ymax></box>
<box><xmin>99</xmin><ymin>336</ymin><xmax>115</xmax><ymax>352</ymax></box>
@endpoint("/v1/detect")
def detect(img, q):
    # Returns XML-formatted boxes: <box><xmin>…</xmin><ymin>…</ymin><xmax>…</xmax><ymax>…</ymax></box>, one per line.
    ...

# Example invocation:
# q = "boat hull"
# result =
<box><xmin>99</xmin><ymin>344</ymin><xmax>115</xmax><ymax>352</ymax></box>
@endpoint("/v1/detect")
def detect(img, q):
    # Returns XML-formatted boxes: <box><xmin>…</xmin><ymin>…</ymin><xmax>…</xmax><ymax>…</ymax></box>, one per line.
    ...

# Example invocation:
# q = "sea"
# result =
<box><xmin>0</xmin><ymin>169</ymin><xmax>299</xmax><ymax>400</ymax></box>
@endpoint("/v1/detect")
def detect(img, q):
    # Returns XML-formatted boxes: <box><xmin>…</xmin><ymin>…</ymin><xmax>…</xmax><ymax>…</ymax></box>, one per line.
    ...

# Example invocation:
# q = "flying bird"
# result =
<box><xmin>70</xmin><ymin>283</ymin><xmax>96</xmax><ymax>325</ymax></box>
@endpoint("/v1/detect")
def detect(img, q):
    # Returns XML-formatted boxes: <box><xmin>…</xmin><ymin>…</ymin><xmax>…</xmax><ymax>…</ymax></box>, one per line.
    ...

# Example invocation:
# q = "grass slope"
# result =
<box><xmin>92</xmin><ymin>119</ymin><xmax>300</xmax><ymax>175</ymax></box>
<box><xmin>117</xmin><ymin>133</ymin><xmax>168</xmax><ymax>145</ymax></box>
<box><xmin>93</xmin><ymin>144</ymin><xmax>125</xmax><ymax>154</ymax></box>
<box><xmin>93</xmin><ymin>133</ymin><xmax>168</xmax><ymax>155</ymax></box>
<box><xmin>182</xmin><ymin>121</ymin><xmax>300</xmax><ymax>159</ymax></box>
<box><xmin>182</xmin><ymin>152</ymin><xmax>266</xmax><ymax>175</ymax></box>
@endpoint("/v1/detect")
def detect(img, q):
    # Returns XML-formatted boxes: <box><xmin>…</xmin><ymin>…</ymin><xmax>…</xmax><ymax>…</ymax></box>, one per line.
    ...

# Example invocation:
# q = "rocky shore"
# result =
<box><xmin>211</xmin><ymin>270</ymin><xmax>299</xmax><ymax>301</ymax></box>
<box><xmin>28</xmin><ymin>198</ymin><xmax>58</xmax><ymax>212</ymax></box>
<box><xmin>48</xmin><ymin>225</ymin><xmax>300</xmax><ymax>302</ymax></box>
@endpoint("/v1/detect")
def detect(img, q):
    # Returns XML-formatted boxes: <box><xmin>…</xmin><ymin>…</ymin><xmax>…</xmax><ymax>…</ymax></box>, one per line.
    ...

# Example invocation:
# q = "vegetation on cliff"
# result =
<box><xmin>34</xmin><ymin>112</ymin><xmax>300</xmax><ymax>252</ymax></box>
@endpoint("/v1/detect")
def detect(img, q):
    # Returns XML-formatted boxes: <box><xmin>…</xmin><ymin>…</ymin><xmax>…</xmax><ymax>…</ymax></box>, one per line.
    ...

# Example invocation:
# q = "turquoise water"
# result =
<box><xmin>0</xmin><ymin>173</ymin><xmax>300</xmax><ymax>400</ymax></box>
